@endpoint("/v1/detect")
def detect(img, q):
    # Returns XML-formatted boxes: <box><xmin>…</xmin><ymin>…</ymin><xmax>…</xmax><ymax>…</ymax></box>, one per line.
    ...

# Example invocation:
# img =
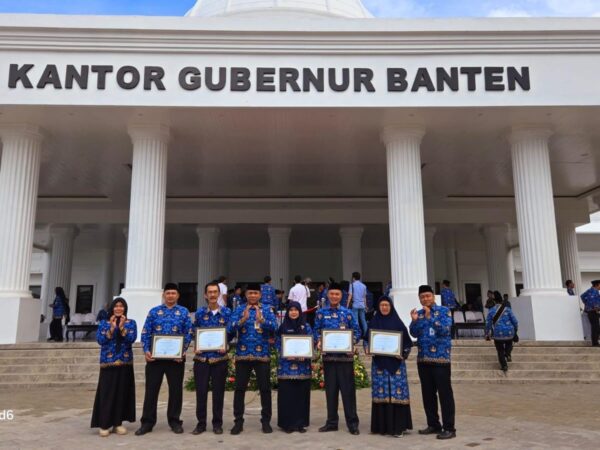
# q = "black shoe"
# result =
<box><xmin>135</xmin><ymin>426</ymin><xmax>152</xmax><ymax>436</ymax></box>
<box><xmin>298</xmin><ymin>427</ymin><xmax>307</xmax><ymax>433</ymax></box>
<box><xmin>319</xmin><ymin>425</ymin><xmax>338</xmax><ymax>432</ymax></box>
<box><xmin>230</xmin><ymin>423</ymin><xmax>243</xmax><ymax>435</ymax></box>
<box><xmin>349</xmin><ymin>427</ymin><xmax>360</xmax><ymax>435</ymax></box>
<box><xmin>437</xmin><ymin>430</ymin><xmax>456</xmax><ymax>440</ymax></box>
<box><xmin>502</xmin><ymin>365</ymin><xmax>508</xmax><ymax>372</ymax></box>
<box><xmin>418</xmin><ymin>426</ymin><xmax>442</xmax><ymax>435</ymax></box>
<box><xmin>262</xmin><ymin>423</ymin><xmax>273</xmax><ymax>434</ymax></box>
<box><xmin>506</xmin><ymin>355</ymin><xmax>512</xmax><ymax>362</ymax></box>
<box><xmin>46</xmin><ymin>338</ymin><xmax>54</xmax><ymax>341</ymax></box>
<box><xmin>191</xmin><ymin>425</ymin><xmax>206</xmax><ymax>435</ymax></box>
<box><xmin>284</xmin><ymin>428</ymin><xmax>294</xmax><ymax>434</ymax></box>
<box><xmin>213</xmin><ymin>426</ymin><xmax>223</xmax><ymax>435</ymax></box>
<box><xmin>171</xmin><ymin>424</ymin><xmax>184</xmax><ymax>434</ymax></box>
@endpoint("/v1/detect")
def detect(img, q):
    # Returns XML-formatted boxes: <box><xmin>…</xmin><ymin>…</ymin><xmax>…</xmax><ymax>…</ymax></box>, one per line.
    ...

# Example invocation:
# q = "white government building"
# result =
<box><xmin>1</xmin><ymin>0</ymin><xmax>599</xmax><ymax>344</ymax></box>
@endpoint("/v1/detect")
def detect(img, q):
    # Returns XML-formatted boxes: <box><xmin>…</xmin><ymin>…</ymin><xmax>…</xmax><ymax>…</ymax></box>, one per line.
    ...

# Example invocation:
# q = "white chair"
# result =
<box><xmin>453</xmin><ymin>311</ymin><xmax>465</xmax><ymax>339</ymax></box>
<box><xmin>465</xmin><ymin>311</ymin><xmax>486</xmax><ymax>338</ymax></box>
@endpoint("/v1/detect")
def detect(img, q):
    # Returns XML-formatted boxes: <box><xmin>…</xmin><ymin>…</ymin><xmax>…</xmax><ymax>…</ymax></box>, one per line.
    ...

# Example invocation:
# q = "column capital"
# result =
<box><xmin>339</xmin><ymin>226</ymin><xmax>364</xmax><ymax>238</ymax></box>
<box><xmin>195</xmin><ymin>226</ymin><xmax>220</xmax><ymax>237</ymax></box>
<box><xmin>0</xmin><ymin>123</ymin><xmax>44</xmax><ymax>143</ymax></box>
<box><xmin>380</xmin><ymin>124</ymin><xmax>426</xmax><ymax>146</ymax></box>
<box><xmin>268</xmin><ymin>226</ymin><xmax>292</xmax><ymax>237</ymax></box>
<box><xmin>48</xmin><ymin>224</ymin><xmax>79</xmax><ymax>239</ymax></box>
<box><xmin>508</xmin><ymin>125</ymin><xmax>553</xmax><ymax>146</ymax></box>
<box><xmin>127</xmin><ymin>124</ymin><xmax>170</xmax><ymax>143</ymax></box>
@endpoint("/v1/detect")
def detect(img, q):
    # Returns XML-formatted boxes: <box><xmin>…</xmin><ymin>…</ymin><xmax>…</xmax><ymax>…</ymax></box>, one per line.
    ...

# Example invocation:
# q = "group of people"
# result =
<box><xmin>91</xmin><ymin>281</ymin><xmax>458</xmax><ymax>440</ymax></box>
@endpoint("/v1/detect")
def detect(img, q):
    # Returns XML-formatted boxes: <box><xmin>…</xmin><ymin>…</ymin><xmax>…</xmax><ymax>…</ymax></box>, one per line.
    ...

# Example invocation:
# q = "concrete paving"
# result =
<box><xmin>0</xmin><ymin>381</ymin><xmax>599</xmax><ymax>449</ymax></box>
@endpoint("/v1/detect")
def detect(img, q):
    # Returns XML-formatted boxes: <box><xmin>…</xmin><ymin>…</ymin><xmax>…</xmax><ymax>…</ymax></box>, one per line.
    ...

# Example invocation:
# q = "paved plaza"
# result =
<box><xmin>0</xmin><ymin>382</ymin><xmax>598</xmax><ymax>449</ymax></box>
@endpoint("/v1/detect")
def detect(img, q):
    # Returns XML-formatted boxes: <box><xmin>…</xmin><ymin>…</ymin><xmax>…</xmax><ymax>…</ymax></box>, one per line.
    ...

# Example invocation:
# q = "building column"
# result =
<box><xmin>381</xmin><ymin>125</ymin><xmax>428</xmax><ymax>325</ymax></box>
<box><xmin>557</xmin><ymin>222</ymin><xmax>583</xmax><ymax>296</ymax></box>
<box><xmin>509</xmin><ymin>125</ymin><xmax>582</xmax><ymax>340</ymax></box>
<box><xmin>0</xmin><ymin>124</ymin><xmax>44</xmax><ymax>343</ymax></box>
<box><xmin>339</xmin><ymin>226</ymin><xmax>363</xmax><ymax>281</ymax></box>
<box><xmin>268</xmin><ymin>226</ymin><xmax>291</xmax><ymax>291</ymax></box>
<box><xmin>425</xmin><ymin>226</ymin><xmax>436</xmax><ymax>287</ymax></box>
<box><xmin>444</xmin><ymin>231</ymin><xmax>459</xmax><ymax>296</ymax></box>
<box><xmin>46</xmin><ymin>225</ymin><xmax>79</xmax><ymax>303</ymax></box>
<box><xmin>120</xmin><ymin>124</ymin><xmax>169</xmax><ymax>330</ymax></box>
<box><xmin>196</xmin><ymin>226</ymin><xmax>220</xmax><ymax>304</ymax></box>
<box><xmin>482</xmin><ymin>224</ymin><xmax>512</xmax><ymax>298</ymax></box>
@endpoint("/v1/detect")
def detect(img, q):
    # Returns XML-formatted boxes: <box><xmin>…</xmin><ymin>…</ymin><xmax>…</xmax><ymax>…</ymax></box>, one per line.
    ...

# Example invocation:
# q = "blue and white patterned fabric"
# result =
<box><xmin>409</xmin><ymin>305</ymin><xmax>452</xmax><ymax>365</ymax></box>
<box><xmin>440</xmin><ymin>287</ymin><xmax>459</xmax><ymax>309</ymax></box>
<box><xmin>97</xmin><ymin>319</ymin><xmax>137</xmax><ymax>367</ymax></box>
<box><xmin>141</xmin><ymin>304</ymin><xmax>193</xmax><ymax>354</ymax></box>
<box><xmin>581</xmin><ymin>287</ymin><xmax>600</xmax><ymax>312</ymax></box>
<box><xmin>371</xmin><ymin>359</ymin><xmax>410</xmax><ymax>405</ymax></box>
<box><xmin>485</xmin><ymin>304</ymin><xmax>518</xmax><ymax>341</ymax></box>
<box><xmin>194</xmin><ymin>306</ymin><xmax>232</xmax><ymax>364</ymax></box>
<box><xmin>260</xmin><ymin>284</ymin><xmax>277</xmax><ymax>310</ymax></box>
<box><xmin>228</xmin><ymin>304</ymin><xmax>277</xmax><ymax>362</ymax></box>
<box><xmin>51</xmin><ymin>296</ymin><xmax>65</xmax><ymax>318</ymax></box>
<box><xmin>276</xmin><ymin>323</ymin><xmax>313</xmax><ymax>380</ymax></box>
<box><xmin>313</xmin><ymin>306</ymin><xmax>361</xmax><ymax>362</ymax></box>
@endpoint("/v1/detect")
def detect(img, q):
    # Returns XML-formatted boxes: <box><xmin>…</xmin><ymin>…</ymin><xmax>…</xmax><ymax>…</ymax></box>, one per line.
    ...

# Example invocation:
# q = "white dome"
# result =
<box><xmin>186</xmin><ymin>0</ymin><xmax>373</xmax><ymax>19</ymax></box>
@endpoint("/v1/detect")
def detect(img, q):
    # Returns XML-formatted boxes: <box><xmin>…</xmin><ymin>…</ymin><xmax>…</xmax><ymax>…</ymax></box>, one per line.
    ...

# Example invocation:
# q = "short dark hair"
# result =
<box><xmin>204</xmin><ymin>281</ymin><xmax>220</xmax><ymax>293</ymax></box>
<box><xmin>442</xmin><ymin>280</ymin><xmax>450</xmax><ymax>286</ymax></box>
<box><xmin>264</xmin><ymin>276</ymin><xmax>272</xmax><ymax>283</ymax></box>
<box><xmin>294</xmin><ymin>275</ymin><xmax>302</xmax><ymax>283</ymax></box>
<box><xmin>164</xmin><ymin>282</ymin><xmax>179</xmax><ymax>293</ymax></box>
<box><xmin>352</xmin><ymin>272</ymin><xmax>361</xmax><ymax>280</ymax></box>
<box><xmin>565</xmin><ymin>280</ymin><xmax>573</xmax><ymax>286</ymax></box>
<box><xmin>275</xmin><ymin>290</ymin><xmax>283</xmax><ymax>295</ymax></box>
<box><xmin>218</xmin><ymin>275</ymin><xmax>227</xmax><ymax>283</ymax></box>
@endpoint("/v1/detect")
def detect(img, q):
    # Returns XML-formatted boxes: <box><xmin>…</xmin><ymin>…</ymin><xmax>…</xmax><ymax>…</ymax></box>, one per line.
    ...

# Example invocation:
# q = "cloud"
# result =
<box><xmin>487</xmin><ymin>8</ymin><xmax>532</xmax><ymax>17</ymax></box>
<box><xmin>362</xmin><ymin>0</ymin><xmax>426</xmax><ymax>18</ymax></box>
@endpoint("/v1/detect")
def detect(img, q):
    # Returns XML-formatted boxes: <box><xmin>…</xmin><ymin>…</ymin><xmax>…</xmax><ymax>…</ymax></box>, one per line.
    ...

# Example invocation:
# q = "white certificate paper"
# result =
<box><xmin>196</xmin><ymin>328</ymin><xmax>227</xmax><ymax>352</ymax></box>
<box><xmin>152</xmin><ymin>335</ymin><xmax>184</xmax><ymax>359</ymax></box>
<box><xmin>322</xmin><ymin>330</ymin><xmax>353</xmax><ymax>353</ymax></box>
<box><xmin>282</xmin><ymin>335</ymin><xmax>313</xmax><ymax>358</ymax></box>
<box><xmin>369</xmin><ymin>330</ymin><xmax>402</xmax><ymax>357</ymax></box>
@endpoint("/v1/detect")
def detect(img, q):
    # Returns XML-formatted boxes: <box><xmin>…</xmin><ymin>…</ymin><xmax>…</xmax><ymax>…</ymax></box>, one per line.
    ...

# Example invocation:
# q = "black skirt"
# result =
<box><xmin>277</xmin><ymin>379</ymin><xmax>311</xmax><ymax>431</ymax></box>
<box><xmin>371</xmin><ymin>402</ymin><xmax>412</xmax><ymax>436</ymax></box>
<box><xmin>91</xmin><ymin>364</ymin><xmax>136</xmax><ymax>429</ymax></box>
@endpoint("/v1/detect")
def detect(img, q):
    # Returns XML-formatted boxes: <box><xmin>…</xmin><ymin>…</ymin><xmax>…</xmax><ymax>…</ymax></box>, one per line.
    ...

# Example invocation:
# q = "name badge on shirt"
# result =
<box><xmin>429</xmin><ymin>328</ymin><xmax>435</xmax><ymax>337</ymax></box>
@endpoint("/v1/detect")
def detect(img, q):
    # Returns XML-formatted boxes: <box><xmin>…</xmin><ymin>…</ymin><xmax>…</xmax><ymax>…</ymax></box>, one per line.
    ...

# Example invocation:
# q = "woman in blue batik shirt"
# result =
<box><xmin>276</xmin><ymin>301</ymin><xmax>313</xmax><ymax>433</ymax></box>
<box><xmin>91</xmin><ymin>297</ymin><xmax>137</xmax><ymax>437</ymax></box>
<box><xmin>365</xmin><ymin>296</ymin><xmax>413</xmax><ymax>438</ymax></box>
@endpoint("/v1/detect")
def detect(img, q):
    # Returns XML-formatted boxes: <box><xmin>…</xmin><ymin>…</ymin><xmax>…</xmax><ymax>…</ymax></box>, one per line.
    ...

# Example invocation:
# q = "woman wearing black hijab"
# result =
<box><xmin>365</xmin><ymin>296</ymin><xmax>413</xmax><ymax>437</ymax></box>
<box><xmin>91</xmin><ymin>297</ymin><xmax>138</xmax><ymax>437</ymax></box>
<box><xmin>276</xmin><ymin>301</ymin><xmax>313</xmax><ymax>433</ymax></box>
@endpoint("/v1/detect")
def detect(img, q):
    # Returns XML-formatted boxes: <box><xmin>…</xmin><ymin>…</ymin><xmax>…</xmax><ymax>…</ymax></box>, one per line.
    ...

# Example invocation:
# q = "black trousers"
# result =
<box><xmin>233</xmin><ymin>361</ymin><xmax>272</xmax><ymax>425</ymax></box>
<box><xmin>49</xmin><ymin>318</ymin><xmax>63</xmax><ymax>341</ymax></box>
<box><xmin>417</xmin><ymin>363</ymin><xmax>455</xmax><ymax>432</ymax></box>
<box><xmin>323</xmin><ymin>361</ymin><xmax>359</xmax><ymax>430</ymax></box>
<box><xmin>588</xmin><ymin>310</ymin><xmax>600</xmax><ymax>345</ymax></box>
<box><xmin>193</xmin><ymin>360</ymin><xmax>228</xmax><ymax>428</ymax></box>
<box><xmin>140</xmin><ymin>360</ymin><xmax>185</xmax><ymax>429</ymax></box>
<box><xmin>494</xmin><ymin>340</ymin><xmax>513</xmax><ymax>368</ymax></box>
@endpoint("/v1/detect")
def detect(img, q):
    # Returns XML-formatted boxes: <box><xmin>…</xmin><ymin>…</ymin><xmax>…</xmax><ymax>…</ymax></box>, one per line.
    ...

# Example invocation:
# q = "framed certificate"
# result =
<box><xmin>321</xmin><ymin>329</ymin><xmax>353</xmax><ymax>353</ymax></box>
<box><xmin>282</xmin><ymin>335</ymin><xmax>314</xmax><ymax>358</ymax></box>
<box><xmin>151</xmin><ymin>335</ymin><xmax>184</xmax><ymax>359</ymax></box>
<box><xmin>369</xmin><ymin>329</ymin><xmax>402</xmax><ymax>357</ymax></box>
<box><xmin>195</xmin><ymin>327</ymin><xmax>227</xmax><ymax>352</ymax></box>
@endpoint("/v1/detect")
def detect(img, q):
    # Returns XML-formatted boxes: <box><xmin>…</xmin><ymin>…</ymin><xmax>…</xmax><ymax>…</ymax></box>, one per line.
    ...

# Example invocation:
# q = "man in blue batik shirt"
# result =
<box><xmin>261</xmin><ymin>276</ymin><xmax>277</xmax><ymax>311</ymax></box>
<box><xmin>581</xmin><ymin>280</ymin><xmax>600</xmax><ymax>346</ymax></box>
<box><xmin>410</xmin><ymin>285</ymin><xmax>456</xmax><ymax>440</ymax></box>
<box><xmin>228</xmin><ymin>282</ymin><xmax>277</xmax><ymax>435</ymax></box>
<box><xmin>136</xmin><ymin>283</ymin><xmax>193</xmax><ymax>436</ymax></box>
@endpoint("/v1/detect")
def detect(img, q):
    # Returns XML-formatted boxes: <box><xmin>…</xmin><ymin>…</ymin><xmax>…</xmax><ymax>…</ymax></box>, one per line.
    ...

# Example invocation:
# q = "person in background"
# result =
<box><xmin>316</xmin><ymin>283</ymin><xmax>326</xmax><ymax>307</ymax></box>
<box><xmin>288</xmin><ymin>275</ymin><xmax>310</xmax><ymax>313</ymax></box>
<box><xmin>494</xmin><ymin>291</ymin><xmax>510</xmax><ymax>308</ymax></box>
<box><xmin>91</xmin><ymin>297</ymin><xmax>137</xmax><ymax>437</ymax></box>
<box><xmin>275</xmin><ymin>289</ymin><xmax>285</xmax><ymax>311</ymax></box>
<box><xmin>566</xmin><ymin>280</ymin><xmax>576</xmax><ymax>296</ymax></box>
<box><xmin>231</xmin><ymin>285</ymin><xmax>244</xmax><ymax>310</ymax></box>
<box><xmin>96</xmin><ymin>303</ymin><xmax>110</xmax><ymax>323</ymax></box>
<box><xmin>581</xmin><ymin>280</ymin><xmax>600</xmax><ymax>347</ymax></box>
<box><xmin>261</xmin><ymin>276</ymin><xmax>277</xmax><ymax>311</ymax></box>
<box><xmin>484</xmin><ymin>290</ymin><xmax>495</xmax><ymax>309</ymax></box>
<box><xmin>485</xmin><ymin>294</ymin><xmax>518</xmax><ymax>372</ymax></box>
<box><xmin>340</xmin><ymin>280</ymin><xmax>351</xmax><ymax>309</ymax></box>
<box><xmin>348</xmin><ymin>272</ymin><xmax>368</xmax><ymax>340</ymax></box>
<box><xmin>48</xmin><ymin>286</ymin><xmax>68</xmax><ymax>342</ymax></box>
<box><xmin>217</xmin><ymin>276</ymin><xmax>228</xmax><ymax>308</ymax></box>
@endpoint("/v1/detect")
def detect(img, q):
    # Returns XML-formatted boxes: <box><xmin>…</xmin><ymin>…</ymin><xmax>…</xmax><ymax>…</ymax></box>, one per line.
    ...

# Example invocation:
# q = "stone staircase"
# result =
<box><xmin>0</xmin><ymin>340</ymin><xmax>598</xmax><ymax>388</ymax></box>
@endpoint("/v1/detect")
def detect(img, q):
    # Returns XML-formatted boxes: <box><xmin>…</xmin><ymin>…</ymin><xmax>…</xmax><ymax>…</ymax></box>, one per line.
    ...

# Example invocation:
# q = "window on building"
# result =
<box><xmin>29</xmin><ymin>285</ymin><xmax>41</xmax><ymax>299</ymax></box>
<box><xmin>75</xmin><ymin>285</ymin><xmax>94</xmax><ymax>314</ymax></box>
<box><xmin>178</xmin><ymin>282</ymin><xmax>198</xmax><ymax>312</ymax></box>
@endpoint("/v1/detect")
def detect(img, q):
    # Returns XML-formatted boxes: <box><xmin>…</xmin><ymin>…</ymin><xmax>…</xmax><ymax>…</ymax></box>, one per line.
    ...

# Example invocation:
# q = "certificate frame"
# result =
<box><xmin>321</xmin><ymin>329</ymin><xmax>354</xmax><ymax>353</ymax></box>
<box><xmin>282</xmin><ymin>335</ymin><xmax>314</xmax><ymax>359</ymax></box>
<box><xmin>368</xmin><ymin>329</ymin><xmax>402</xmax><ymax>357</ymax></box>
<box><xmin>195</xmin><ymin>327</ymin><xmax>227</xmax><ymax>353</ymax></box>
<box><xmin>151</xmin><ymin>334</ymin><xmax>184</xmax><ymax>359</ymax></box>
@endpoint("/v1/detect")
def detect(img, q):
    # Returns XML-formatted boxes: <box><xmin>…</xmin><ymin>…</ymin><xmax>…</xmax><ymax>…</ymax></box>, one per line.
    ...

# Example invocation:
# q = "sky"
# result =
<box><xmin>0</xmin><ymin>0</ymin><xmax>599</xmax><ymax>18</ymax></box>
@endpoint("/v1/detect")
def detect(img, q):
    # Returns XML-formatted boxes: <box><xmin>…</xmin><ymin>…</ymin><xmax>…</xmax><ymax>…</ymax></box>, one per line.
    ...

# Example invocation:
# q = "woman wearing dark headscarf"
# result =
<box><xmin>91</xmin><ymin>297</ymin><xmax>137</xmax><ymax>437</ymax></box>
<box><xmin>365</xmin><ymin>296</ymin><xmax>413</xmax><ymax>437</ymax></box>
<box><xmin>276</xmin><ymin>301</ymin><xmax>313</xmax><ymax>433</ymax></box>
<box><xmin>48</xmin><ymin>286</ymin><xmax>68</xmax><ymax>341</ymax></box>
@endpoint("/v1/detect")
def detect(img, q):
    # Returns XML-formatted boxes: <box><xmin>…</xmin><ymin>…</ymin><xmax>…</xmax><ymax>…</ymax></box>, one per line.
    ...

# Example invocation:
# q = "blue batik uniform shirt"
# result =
<box><xmin>194</xmin><ymin>306</ymin><xmax>232</xmax><ymax>364</ymax></box>
<box><xmin>441</xmin><ymin>287</ymin><xmax>459</xmax><ymax>309</ymax></box>
<box><xmin>313</xmin><ymin>305</ymin><xmax>361</xmax><ymax>362</ymax></box>
<box><xmin>409</xmin><ymin>304</ymin><xmax>452</xmax><ymax>365</ymax></box>
<box><xmin>141</xmin><ymin>304</ymin><xmax>193</xmax><ymax>354</ymax></box>
<box><xmin>276</xmin><ymin>323</ymin><xmax>313</xmax><ymax>380</ymax></box>
<box><xmin>260</xmin><ymin>284</ymin><xmax>277</xmax><ymax>310</ymax></box>
<box><xmin>228</xmin><ymin>304</ymin><xmax>277</xmax><ymax>362</ymax></box>
<box><xmin>581</xmin><ymin>287</ymin><xmax>600</xmax><ymax>312</ymax></box>
<box><xmin>52</xmin><ymin>297</ymin><xmax>65</xmax><ymax>318</ymax></box>
<box><xmin>97</xmin><ymin>319</ymin><xmax>138</xmax><ymax>367</ymax></box>
<box><xmin>485</xmin><ymin>305</ymin><xmax>518</xmax><ymax>341</ymax></box>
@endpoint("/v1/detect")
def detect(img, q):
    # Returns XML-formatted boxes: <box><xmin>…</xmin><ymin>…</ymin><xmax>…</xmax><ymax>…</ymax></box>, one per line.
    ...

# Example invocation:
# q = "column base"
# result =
<box><xmin>0</xmin><ymin>296</ymin><xmax>41</xmax><ymax>344</ymax></box>
<box><xmin>389</xmin><ymin>289</ymin><xmax>441</xmax><ymax>330</ymax></box>
<box><xmin>511</xmin><ymin>294</ymin><xmax>584</xmax><ymax>341</ymax></box>
<box><xmin>119</xmin><ymin>288</ymin><xmax>163</xmax><ymax>341</ymax></box>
